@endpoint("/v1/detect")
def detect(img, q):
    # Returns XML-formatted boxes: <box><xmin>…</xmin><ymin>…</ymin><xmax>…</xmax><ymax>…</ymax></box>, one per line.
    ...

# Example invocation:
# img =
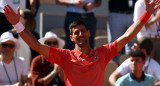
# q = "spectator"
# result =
<box><xmin>19</xmin><ymin>9</ymin><xmax>40</xmax><ymax>60</ymax></box>
<box><xmin>115</xmin><ymin>50</ymin><xmax>154</xmax><ymax>86</ymax></box>
<box><xmin>26</xmin><ymin>0</ymin><xmax>40</xmax><ymax>17</ymax></box>
<box><xmin>133</xmin><ymin>0</ymin><xmax>160</xmax><ymax>64</ymax></box>
<box><xmin>0</xmin><ymin>32</ymin><xmax>29</xmax><ymax>86</ymax></box>
<box><xmin>109</xmin><ymin>37</ymin><xmax>160</xmax><ymax>86</ymax></box>
<box><xmin>30</xmin><ymin>31</ymin><xmax>65</xmax><ymax>86</ymax></box>
<box><xmin>55</xmin><ymin>0</ymin><xmax>101</xmax><ymax>50</ymax></box>
<box><xmin>3</xmin><ymin>1</ymin><xmax>160</xmax><ymax>85</ymax></box>
<box><xmin>10</xmin><ymin>9</ymin><xmax>40</xmax><ymax>71</ymax></box>
<box><xmin>0</xmin><ymin>0</ymin><xmax>26</xmax><ymax>35</ymax></box>
<box><xmin>107</xmin><ymin>0</ymin><xmax>137</xmax><ymax>65</ymax></box>
<box><xmin>131</xmin><ymin>39</ymin><xmax>140</xmax><ymax>51</ymax></box>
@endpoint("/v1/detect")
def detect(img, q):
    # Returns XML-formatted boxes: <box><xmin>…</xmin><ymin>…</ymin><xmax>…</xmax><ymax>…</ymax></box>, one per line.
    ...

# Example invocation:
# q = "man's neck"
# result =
<box><xmin>1</xmin><ymin>55</ymin><xmax>13</xmax><ymax>64</ymax></box>
<box><xmin>132</xmin><ymin>71</ymin><xmax>144</xmax><ymax>82</ymax></box>
<box><xmin>75</xmin><ymin>45</ymin><xmax>91</xmax><ymax>55</ymax></box>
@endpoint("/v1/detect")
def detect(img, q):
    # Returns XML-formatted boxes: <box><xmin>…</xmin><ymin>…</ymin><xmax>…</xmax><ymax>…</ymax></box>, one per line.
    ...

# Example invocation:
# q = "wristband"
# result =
<box><xmin>51</xmin><ymin>71</ymin><xmax>59</xmax><ymax>83</ymax></box>
<box><xmin>139</xmin><ymin>11</ymin><xmax>151</xmax><ymax>24</ymax></box>
<box><xmin>13</xmin><ymin>22</ymin><xmax>25</xmax><ymax>33</ymax></box>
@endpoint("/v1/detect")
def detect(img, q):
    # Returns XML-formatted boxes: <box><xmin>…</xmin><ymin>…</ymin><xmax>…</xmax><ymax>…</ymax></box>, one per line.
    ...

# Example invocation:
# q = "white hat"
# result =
<box><xmin>38</xmin><ymin>31</ymin><xmax>65</xmax><ymax>48</ymax></box>
<box><xmin>0</xmin><ymin>32</ymin><xmax>20</xmax><ymax>50</ymax></box>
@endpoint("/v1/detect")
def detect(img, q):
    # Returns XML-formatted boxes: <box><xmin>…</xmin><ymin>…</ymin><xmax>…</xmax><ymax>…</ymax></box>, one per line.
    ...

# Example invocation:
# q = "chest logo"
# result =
<box><xmin>94</xmin><ymin>57</ymin><xmax>98</xmax><ymax>60</ymax></box>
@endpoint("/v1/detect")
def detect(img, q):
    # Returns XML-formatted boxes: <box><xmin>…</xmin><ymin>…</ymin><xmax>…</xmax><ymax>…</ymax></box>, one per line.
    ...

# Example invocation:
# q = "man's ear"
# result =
<box><xmin>142</xmin><ymin>60</ymin><xmax>145</xmax><ymax>65</ymax></box>
<box><xmin>70</xmin><ymin>35</ymin><xmax>73</xmax><ymax>41</ymax></box>
<box><xmin>88</xmin><ymin>30</ymin><xmax>91</xmax><ymax>37</ymax></box>
<box><xmin>141</xmin><ymin>49</ymin><xmax>147</xmax><ymax>56</ymax></box>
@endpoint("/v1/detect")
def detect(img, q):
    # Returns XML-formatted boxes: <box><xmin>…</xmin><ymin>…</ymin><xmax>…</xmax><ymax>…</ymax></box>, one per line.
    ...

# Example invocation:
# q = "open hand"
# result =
<box><xmin>3</xmin><ymin>4</ymin><xmax>20</xmax><ymax>25</ymax></box>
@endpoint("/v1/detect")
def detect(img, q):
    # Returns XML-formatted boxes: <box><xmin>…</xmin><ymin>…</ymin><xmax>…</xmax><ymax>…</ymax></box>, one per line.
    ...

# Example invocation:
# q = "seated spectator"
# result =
<box><xmin>19</xmin><ymin>8</ymin><xmax>40</xmax><ymax>61</ymax></box>
<box><xmin>115</xmin><ymin>50</ymin><xmax>154</xmax><ymax>86</ymax></box>
<box><xmin>0</xmin><ymin>32</ymin><xmax>29</xmax><ymax>86</ymax></box>
<box><xmin>30</xmin><ymin>31</ymin><xmax>65</xmax><ymax>86</ymax></box>
<box><xmin>10</xmin><ymin>9</ymin><xmax>40</xmax><ymax>71</ymax></box>
<box><xmin>109</xmin><ymin>37</ymin><xmax>160</xmax><ymax>86</ymax></box>
<box><xmin>134</xmin><ymin>0</ymin><xmax>160</xmax><ymax>64</ymax></box>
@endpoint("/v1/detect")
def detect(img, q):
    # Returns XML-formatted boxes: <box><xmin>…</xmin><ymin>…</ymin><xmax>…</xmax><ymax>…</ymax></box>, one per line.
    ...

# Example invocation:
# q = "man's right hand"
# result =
<box><xmin>3</xmin><ymin>4</ymin><xmax>20</xmax><ymax>25</ymax></box>
<box><xmin>74</xmin><ymin>0</ymin><xmax>85</xmax><ymax>8</ymax></box>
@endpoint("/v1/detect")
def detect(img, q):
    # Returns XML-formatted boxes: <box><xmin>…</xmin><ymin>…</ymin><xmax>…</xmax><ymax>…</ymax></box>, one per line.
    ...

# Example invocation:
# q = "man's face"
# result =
<box><xmin>131</xmin><ymin>43</ymin><xmax>140</xmax><ymax>51</ymax></box>
<box><xmin>0</xmin><ymin>40</ymin><xmax>16</xmax><ymax>56</ymax></box>
<box><xmin>44</xmin><ymin>38</ymin><xmax>58</xmax><ymax>48</ymax></box>
<box><xmin>70</xmin><ymin>24</ymin><xmax>90</xmax><ymax>45</ymax></box>
<box><xmin>20</xmin><ymin>11</ymin><xmax>26</xmax><ymax>26</ymax></box>
<box><xmin>130</xmin><ymin>57</ymin><xmax>145</xmax><ymax>73</ymax></box>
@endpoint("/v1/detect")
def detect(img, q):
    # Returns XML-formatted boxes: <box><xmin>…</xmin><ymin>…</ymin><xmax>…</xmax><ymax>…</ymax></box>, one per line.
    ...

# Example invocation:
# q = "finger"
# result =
<box><xmin>3</xmin><ymin>7</ymin><xmax>7</xmax><ymax>13</ymax></box>
<box><xmin>157</xmin><ymin>0</ymin><xmax>160</xmax><ymax>5</ymax></box>
<box><xmin>5</xmin><ymin>4</ymin><xmax>12</xmax><ymax>12</ymax></box>
<box><xmin>4</xmin><ymin>12</ymin><xmax>8</xmax><ymax>17</ymax></box>
<box><xmin>155</xmin><ymin>0</ymin><xmax>160</xmax><ymax>9</ymax></box>
<box><xmin>6</xmin><ymin>4</ymin><xmax>15</xmax><ymax>13</ymax></box>
<box><xmin>155</xmin><ymin>0</ymin><xmax>159</xmax><ymax>4</ymax></box>
<box><xmin>155</xmin><ymin>3</ymin><xmax>160</xmax><ymax>9</ymax></box>
<box><xmin>17</xmin><ymin>7</ymin><xmax>20</xmax><ymax>15</ymax></box>
<box><xmin>3</xmin><ymin>5</ymin><xmax>9</xmax><ymax>13</ymax></box>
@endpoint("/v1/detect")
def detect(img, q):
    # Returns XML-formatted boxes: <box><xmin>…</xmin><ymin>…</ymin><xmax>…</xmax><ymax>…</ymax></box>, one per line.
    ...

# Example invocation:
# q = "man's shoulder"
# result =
<box><xmin>14</xmin><ymin>56</ymin><xmax>25</xmax><ymax>61</ymax></box>
<box><xmin>149</xmin><ymin>58</ymin><xmax>160</xmax><ymax>67</ymax></box>
<box><xmin>14</xmin><ymin>56</ymin><xmax>26</xmax><ymax>64</ymax></box>
<box><xmin>144</xmin><ymin>73</ymin><xmax>154</xmax><ymax>80</ymax></box>
<box><xmin>117</xmin><ymin>73</ymin><xmax>130</xmax><ymax>82</ymax></box>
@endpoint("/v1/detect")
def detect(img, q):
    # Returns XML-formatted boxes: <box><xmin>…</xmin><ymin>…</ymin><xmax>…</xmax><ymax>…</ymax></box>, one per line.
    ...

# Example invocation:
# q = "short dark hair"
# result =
<box><xmin>129</xmin><ymin>50</ymin><xmax>145</xmax><ymax>60</ymax></box>
<box><xmin>20</xmin><ymin>9</ymin><xmax>36</xmax><ymax>32</ymax></box>
<box><xmin>138</xmin><ymin>37</ymin><xmax>153</xmax><ymax>55</ymax></box>
<box><xmin>69</xmin><ymin>20</ymin><xmax>88</xmax><ymax>34</ymax></box>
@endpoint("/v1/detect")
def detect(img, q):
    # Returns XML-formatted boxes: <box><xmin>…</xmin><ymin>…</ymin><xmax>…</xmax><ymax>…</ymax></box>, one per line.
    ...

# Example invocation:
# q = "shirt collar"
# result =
<box><xmin>130</xmin><ymin>71</ymin><xmax>145</xmax><ymax>81</ymax></box>
<box><xmin>73</xmin><ymin>48</ymin><xmax>94</xmax><ymax>57</ymax></box>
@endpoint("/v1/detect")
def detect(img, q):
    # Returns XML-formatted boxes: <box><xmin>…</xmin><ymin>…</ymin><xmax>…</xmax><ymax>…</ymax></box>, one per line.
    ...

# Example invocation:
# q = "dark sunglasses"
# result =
<box><xmin>1</xmin><ymin>43</ymin><xmax>15</xmax><ymax>48</ymax></box>
<box><xmin>44</xmin><ymin>41</ymin><xmax>58</xmax><ymax>46</ymax></box>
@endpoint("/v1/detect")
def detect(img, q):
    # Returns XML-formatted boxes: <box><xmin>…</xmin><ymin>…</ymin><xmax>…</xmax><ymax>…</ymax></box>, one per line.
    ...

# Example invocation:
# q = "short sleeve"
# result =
<box><xmin>115</xmin><ymin>78</ymin><xmax>125</xmax><ymax>86</ymax></box>
<box><xmin>117</xmin><ymin>58</ymin><xmax>131</xmax><ymax>75</ymax></box>
<box><xmin>102</xmin><ymin>41</ymin><xmax>119</xmax><ymax>62</ymax></box>
<box><xmin>45</xmin><ymin>47</ymin><xmax>69</xmax><ymax>66</ymax></box>
<box><xmin>152</xmin><ymin>60</ymin><xmax>160</xmax><ymax>80</ymax></box>
<box><xmin>19</xmin><ymin>57</ymin><xmax>28</xmax><ymax>75</ymax></box>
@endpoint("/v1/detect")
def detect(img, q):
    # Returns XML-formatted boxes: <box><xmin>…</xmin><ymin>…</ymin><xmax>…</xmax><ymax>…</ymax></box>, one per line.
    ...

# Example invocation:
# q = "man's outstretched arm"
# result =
<box><xmin>3</xmin><ymin>5</ymin><xmax>50</xmax><ymax>58</ymax></box>
<box><xmin>116</xmin><ymin>0</ymin><xmax>160</xmax><ymax>53</ymax></box>
<box><xmin>109</xmin><ymin>70</ymin><xmax>122</xmax><ymax>86</ymax></box>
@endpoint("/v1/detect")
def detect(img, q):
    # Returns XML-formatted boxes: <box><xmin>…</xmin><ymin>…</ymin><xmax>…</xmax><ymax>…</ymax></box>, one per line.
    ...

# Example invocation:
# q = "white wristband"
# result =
<box><xmin>13</xmin><ymin>22</ymin><xmax>25</xmax><ymax>33</ymax></box>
